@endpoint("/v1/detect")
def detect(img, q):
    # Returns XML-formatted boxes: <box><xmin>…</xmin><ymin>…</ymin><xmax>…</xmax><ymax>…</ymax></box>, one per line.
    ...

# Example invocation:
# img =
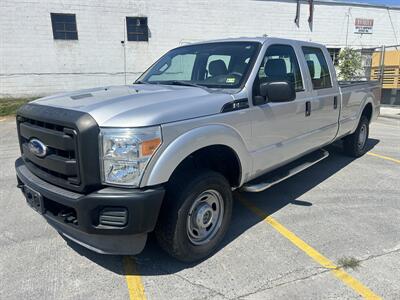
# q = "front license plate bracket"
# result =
<box><xmin>23</xmin><ymin>185</ymin><xmax>45</xmax><ymax>214</ymax></box>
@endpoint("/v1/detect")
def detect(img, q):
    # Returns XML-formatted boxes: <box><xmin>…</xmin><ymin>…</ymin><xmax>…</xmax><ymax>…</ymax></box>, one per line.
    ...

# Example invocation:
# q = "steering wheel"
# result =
<box><xmin>228</xmin><ymin>72</ymin><xmax>243</xmax><ymax>78</ymax></box>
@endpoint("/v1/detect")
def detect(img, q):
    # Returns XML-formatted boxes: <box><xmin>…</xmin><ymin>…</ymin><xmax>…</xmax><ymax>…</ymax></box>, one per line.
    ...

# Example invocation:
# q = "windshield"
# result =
<box><xmin>137</xmin><ymin>42</ymin><xmax>260</xmax><ymax>89</ymax></box>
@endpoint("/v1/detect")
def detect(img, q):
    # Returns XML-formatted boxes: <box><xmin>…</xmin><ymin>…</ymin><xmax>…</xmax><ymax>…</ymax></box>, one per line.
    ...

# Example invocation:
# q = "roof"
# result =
<box><xmin>178</xmin><ymin>36</ymin><xmax>324</xmax><ymax>48</ymax></box>
<box><xmin>189</xmin><ymin>37</ymin><xmax>269</xmax><ymax>44</ymax></box>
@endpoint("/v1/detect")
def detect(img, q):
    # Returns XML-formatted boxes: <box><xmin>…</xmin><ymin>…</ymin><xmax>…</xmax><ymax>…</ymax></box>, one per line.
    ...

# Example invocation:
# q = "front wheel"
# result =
<box><xmin>343</xmin><ymin>115</ymin><xmax>369</xmax><ymax>157</ymax></box>
<box><xmin>155</xmin><ymin>169</ymin><xmax>233</xmax><ymax>262</ymax></box>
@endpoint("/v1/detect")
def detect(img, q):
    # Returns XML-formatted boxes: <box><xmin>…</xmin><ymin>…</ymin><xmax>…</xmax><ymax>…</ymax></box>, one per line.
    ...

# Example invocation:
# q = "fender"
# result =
<box><xmin>141</xmin><ymin>124</ymin><xmax>252</xmax><ymax>187</ymax></box>
<box><xmin>350</xmin><ymin>92</ymin><xmax>375</xmax><ymax>134</ymax></box>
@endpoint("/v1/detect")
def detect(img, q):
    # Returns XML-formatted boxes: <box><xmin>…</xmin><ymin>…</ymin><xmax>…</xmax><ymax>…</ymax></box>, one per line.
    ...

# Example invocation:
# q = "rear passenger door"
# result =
<box><xmin>301</xmin><ymin>46</ymin><xmax>340</xmax><ymax>146</ymax></box>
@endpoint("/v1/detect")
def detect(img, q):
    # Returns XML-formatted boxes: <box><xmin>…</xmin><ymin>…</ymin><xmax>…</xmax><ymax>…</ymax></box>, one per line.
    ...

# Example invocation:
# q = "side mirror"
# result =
<box><xmin>260</xmin><ymin>81</ymin><xmax>296</xmax><ymax>103</ymax></box>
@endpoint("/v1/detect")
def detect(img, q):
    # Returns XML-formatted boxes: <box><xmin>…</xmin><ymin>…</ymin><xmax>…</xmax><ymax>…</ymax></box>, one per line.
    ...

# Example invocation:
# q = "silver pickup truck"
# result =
<box><xmin>15</xmin><ymin>37</ymin><xmax>380</xmax><ymax>262</ymax></box>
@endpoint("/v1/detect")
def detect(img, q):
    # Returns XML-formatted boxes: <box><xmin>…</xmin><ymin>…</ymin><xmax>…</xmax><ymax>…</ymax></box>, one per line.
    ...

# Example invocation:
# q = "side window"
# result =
<box><xmin>302</xmin><ymin>47</ymin><xmax>332</xmax><ymax>89</ymax></box>
<box><xmin>148</xmin><ymin>54</ymin><xmax>196</xmax><ymax>81</ymax></box>
<box><xmin>255</xmin><ymin>44</ymin><xmax>304</xmax><ymax>94</ymax></box>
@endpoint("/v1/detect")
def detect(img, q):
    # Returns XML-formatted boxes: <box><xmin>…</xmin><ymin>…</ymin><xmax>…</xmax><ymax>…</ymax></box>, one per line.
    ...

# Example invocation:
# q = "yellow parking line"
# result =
<box><xmin>122</xmin><ymin>256</ymin><xmax>147</xmax><ymax>300</ymax></box>
<box><xmin>238</xmin><ymin>194</ymin><xmax>381</xmax><ymax>300</ymax></box>
<box><xmin>367</xmin><ymin>152</ymin><xmax>400</xmax><ymax>164</ymax></box>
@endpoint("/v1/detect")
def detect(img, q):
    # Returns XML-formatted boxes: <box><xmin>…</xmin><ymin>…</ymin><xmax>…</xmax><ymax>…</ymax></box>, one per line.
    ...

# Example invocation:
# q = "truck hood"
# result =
<box><xmin>32</xmin><ymin>85</ymin><xmax>234</xmax><ymax>127</ymax></box>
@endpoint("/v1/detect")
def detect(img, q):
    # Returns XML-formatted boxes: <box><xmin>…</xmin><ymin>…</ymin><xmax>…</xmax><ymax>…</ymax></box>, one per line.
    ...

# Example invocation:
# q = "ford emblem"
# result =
<box><xmin>28</xmin><ymin>138</ymin><xmax>48</xmax><ymax>158</ymax></box>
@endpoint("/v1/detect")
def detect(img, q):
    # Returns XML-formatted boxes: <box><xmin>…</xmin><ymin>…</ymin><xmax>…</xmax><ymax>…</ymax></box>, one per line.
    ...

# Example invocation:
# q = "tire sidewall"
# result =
<box><xmin>173</xmin><ymin>173</ymin><xmax>232</xmax><ymax>261</ymax></box>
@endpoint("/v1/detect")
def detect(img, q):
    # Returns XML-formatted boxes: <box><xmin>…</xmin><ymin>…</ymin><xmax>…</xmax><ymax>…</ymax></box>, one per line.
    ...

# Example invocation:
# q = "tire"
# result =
<box><xmin>155</xmin><ymin>169</ymin><xmax>233</xmax><ymax>262</ymax></box>
<box><xmin>343</xmin><ymin>115</ymin><xmax>369</xmax><ymax>157</ymax></box>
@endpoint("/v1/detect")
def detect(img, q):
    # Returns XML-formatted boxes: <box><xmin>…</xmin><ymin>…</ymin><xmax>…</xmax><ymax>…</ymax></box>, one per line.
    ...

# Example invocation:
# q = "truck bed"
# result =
<box><xmin>339</xmin><ymin>80</ymin><xmax>381</xmax><ymax>104</ymax></box>
<box><xmin>338</xmin><ymin>80</ymin><xmax>380</xmax><ymax>89</ymax></box>
<box><xmin>336</xmin><ymin>80</ymin><xmax>381</xmax><ymax>139</ymax></box>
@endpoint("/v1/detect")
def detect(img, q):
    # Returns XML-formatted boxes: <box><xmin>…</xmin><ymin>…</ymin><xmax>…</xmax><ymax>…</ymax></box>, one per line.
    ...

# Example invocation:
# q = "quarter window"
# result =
<box><xmin>126</xmin><ymin>17</ymin><xmax>148</xmax><ymax>41</ymax></box>
<box><xmin>50</xmin><ymin>13</ymin><xmax>78</xmax><ymax>40</ymax></box>
<box><xmin>302</xmin><ymin>47</ymin><xmax>332</xmax><ymax>89</ymax></box>
<box><xmin>255</xmin><ymin>44</ymin><xmax>304</xmax><ymax>93</ymax></box>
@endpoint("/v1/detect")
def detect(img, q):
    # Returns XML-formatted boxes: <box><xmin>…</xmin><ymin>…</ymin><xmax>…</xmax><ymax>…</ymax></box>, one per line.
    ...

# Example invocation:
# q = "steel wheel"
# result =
<box><xmin>358</xmin><ymin>123</ymin><xmax>367</xmax><ymax>150</ymax></box>
<box><xmin>186</xmin><ymin>189</ymin><xmax>224</xmax><ymax>245</ymax></box>
<box><xmin>156</xmin><ymin>169</ymin><xmax>233</xmax><ymax>262</ymax></box>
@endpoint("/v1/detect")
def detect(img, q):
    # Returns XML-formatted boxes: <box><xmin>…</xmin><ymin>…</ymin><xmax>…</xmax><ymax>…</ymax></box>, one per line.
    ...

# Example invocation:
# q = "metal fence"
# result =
<box><xmin>372</xmin><ymin>45</ymin><xmax>400</xmax><ymax>106</ymax></box>
<box><xmin>341</xmin><ymin>45</ymin><xmax>400</xmax><ymax>106</ymax></box>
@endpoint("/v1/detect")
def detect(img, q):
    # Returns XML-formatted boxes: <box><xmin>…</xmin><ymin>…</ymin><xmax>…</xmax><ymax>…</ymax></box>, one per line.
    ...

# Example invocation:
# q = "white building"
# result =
<box><xmin>1</xmin><ymin>0</ymin><xmax>399</xmax><ymax>97</ymax></box>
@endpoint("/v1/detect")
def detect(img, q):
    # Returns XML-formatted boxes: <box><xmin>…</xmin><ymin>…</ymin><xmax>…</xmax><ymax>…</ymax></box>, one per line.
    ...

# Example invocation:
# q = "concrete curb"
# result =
<box><xmin>379</xmin><ymin>115</ymin><xmax>400</xmax><ymax>120</ymax></box>
<box><xmin>379</xmin><ymin>106</ymin><xmax>400</xmax><ymax>120</ymax></box>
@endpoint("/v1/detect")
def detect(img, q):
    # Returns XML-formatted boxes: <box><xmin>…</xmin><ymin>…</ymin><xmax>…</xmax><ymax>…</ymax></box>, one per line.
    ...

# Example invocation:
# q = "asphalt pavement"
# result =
<box><xmin>0</xmin><ymin>115</ymin><xmax>399</xmax><ymax>299</ymax></box>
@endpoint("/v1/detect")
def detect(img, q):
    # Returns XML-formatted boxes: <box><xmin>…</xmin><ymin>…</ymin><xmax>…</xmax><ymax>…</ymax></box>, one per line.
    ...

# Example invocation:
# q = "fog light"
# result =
<box><xmin>99</xmin><ymin>207</ymin><xmax>128</xmax><ymax>227</ymax></box>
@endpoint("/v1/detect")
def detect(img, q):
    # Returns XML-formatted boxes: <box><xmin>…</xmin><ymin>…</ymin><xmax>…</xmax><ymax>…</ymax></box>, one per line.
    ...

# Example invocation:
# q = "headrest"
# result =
<box><xmin>306</xmin><ymin>60</ymin><xmax>315</xmax><ymax>78</ymax></box>
<box><xmin>264</xmin><ymin>59</ymin><xmax>287</xmax><ymax>77</ymax></box>
<box><xmin>232</xmin><ymin>62</ymin><xmax>247</xmax><ymax>74</ymax></box>
<box><xmin>209</xmin><ymin>59</ymin><xmax>228</xmax><ymax>76</ymax></box>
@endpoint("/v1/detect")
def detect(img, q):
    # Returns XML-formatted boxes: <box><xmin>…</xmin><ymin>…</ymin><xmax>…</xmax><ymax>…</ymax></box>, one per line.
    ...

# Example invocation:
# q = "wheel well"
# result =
<box><xmin>170</xmin><ymin>145</ymin><xmax>241</xmax><ymax>187</ymax></box>
<box><xmin>362</xmin><ymin>103</ymin><xmax>373</xmax><ymax>123</ymax></box>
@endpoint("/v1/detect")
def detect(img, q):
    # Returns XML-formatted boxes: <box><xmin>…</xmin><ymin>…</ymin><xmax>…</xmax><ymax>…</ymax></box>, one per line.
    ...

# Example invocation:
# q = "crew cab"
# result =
<box><xmin>15</xmin><ymin>37</ymin><xmax>380</xmax><ymax>262</ymax></box>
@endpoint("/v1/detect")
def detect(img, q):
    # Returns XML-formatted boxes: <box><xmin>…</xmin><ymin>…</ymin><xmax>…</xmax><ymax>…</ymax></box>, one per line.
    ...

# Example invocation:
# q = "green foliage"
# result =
<box><xmin>338</xmin><ymin>48</ymin><xmax>363</xmax><ymax>81</ymax></box>
<box><xmin>0</xmin><ymin>98</ymin><xmax>34</xmax><ymax>116</ymax></box>
<box><xmin>338</xmin><ymin>256</ymin><xmax>361</xmax><ymax>270</ymax></box>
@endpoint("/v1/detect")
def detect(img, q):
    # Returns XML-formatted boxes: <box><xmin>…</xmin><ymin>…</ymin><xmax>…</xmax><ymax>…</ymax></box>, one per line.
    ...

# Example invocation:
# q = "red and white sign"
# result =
<box><xmin>354</xmin><ymin>18</ymin><xmax>374</xmax><ymax>34</ymax></box>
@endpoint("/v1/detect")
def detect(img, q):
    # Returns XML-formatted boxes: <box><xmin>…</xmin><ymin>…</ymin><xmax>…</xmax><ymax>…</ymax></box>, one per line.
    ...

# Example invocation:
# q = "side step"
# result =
<box><xmin>242</xmin><ymin>149</ymin><xmax>329</xmax><ymax>192</ymax></box>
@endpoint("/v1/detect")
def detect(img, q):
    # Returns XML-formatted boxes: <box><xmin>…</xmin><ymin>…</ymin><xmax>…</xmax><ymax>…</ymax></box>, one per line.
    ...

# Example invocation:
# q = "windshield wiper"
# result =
<box><xmin>134</xmin><ymin>80</ymin><xmax>150</xmax><ymax>84</ymax></box>
<box><xmin>165</xmin><ymin>80</ymin><xmax>210</xmax><ymax>91</ymax></box>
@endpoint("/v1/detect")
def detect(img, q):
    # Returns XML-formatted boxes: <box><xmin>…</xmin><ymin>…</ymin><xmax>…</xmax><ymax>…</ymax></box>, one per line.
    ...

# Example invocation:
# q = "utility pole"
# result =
<box><xmin>345</xmin><ymin>8</ymin><xmax>351</xmax><ymax>47</ymax></box>
<box><xmin>379</xmin><ymin>45</ymin><xmax>385</xmax><ymax>85</ymax></box>
<box><xmin>122</xmin><ymin>19</ymin><xmax>127</xmax><ymax>85</ymax></box>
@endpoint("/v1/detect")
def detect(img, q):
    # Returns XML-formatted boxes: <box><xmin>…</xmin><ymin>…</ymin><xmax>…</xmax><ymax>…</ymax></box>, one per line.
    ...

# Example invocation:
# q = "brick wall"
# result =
<box><xmin>1</xmin><ymin>0</ymin><xmax>399</xmax><ymax>97</ymax></box>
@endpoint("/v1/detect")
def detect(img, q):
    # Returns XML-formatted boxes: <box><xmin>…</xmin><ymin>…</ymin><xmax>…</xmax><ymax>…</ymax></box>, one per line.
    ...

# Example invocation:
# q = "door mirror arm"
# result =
<box><xmin>253</xmin><ymin>95</ymin><xmax>268</xmax><ymax>105</ymax></box>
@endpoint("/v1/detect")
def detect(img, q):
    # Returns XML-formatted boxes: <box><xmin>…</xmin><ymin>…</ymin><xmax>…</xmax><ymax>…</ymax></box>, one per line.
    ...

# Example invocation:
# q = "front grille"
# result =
<box><xmin>18</xmin><ymin>117</ymin><xmax>80</xmax><ymax>186</ymax></box>
<box><xmin>17</xmin><ymin>104</ymin><xmax>101</xmax><ymax>193</ymax></box>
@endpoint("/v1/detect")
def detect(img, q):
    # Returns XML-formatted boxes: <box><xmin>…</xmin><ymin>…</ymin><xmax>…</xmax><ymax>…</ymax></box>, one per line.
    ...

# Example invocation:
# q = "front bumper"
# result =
<box><xmin>15</xmin><ymin>158</ymin><xmax>165</xmax><ymax>255</ymax></box>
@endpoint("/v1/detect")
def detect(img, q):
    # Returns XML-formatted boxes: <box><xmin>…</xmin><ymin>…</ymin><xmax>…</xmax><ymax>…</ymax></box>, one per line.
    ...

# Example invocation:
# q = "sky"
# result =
<box><xmin>334</xmin><ymin>0</ymin><xmax>400</xmax><ymax>6</ymax></box>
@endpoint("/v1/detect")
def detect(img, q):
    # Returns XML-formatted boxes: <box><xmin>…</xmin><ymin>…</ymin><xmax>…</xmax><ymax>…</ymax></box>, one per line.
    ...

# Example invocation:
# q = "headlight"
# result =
<box><xmin>99</xmin><ymin>127</ymin><xmax>162</xmax><ymax>187</ymax></box>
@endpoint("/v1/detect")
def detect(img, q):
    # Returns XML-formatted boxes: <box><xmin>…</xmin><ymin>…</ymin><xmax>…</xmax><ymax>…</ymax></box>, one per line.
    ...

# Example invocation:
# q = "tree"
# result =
<box><xmin>338</xmin><ymin>48</ymin><xmax>362</xmax><ymax>81</ymax></box>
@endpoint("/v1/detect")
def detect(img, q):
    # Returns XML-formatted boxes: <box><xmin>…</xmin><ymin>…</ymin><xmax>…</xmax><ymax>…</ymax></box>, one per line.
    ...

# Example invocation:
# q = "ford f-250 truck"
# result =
<box><xmin>15</xmin><ymin>37</ymin><xmax>380</xmax><ymax>262</ymax></box>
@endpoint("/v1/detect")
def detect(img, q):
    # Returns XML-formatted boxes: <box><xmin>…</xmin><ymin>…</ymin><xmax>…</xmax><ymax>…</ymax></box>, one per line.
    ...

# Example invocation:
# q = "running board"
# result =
<box><xmin>242</xmin><ymin>149</ymin><xmax>329</xmax><ymax>193</ymax></box>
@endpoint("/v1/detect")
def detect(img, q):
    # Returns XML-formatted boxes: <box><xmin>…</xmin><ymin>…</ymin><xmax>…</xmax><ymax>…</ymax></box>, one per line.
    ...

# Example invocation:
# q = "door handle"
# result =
<box><xmin>305</xmin><ymin>101</ymin><xmax>311</xmax><ymax>117</ymax></box>
<box><xmin>334</xmin><ymin>96</ymin><xmax>338</xmax><ymax>109</ymax></box>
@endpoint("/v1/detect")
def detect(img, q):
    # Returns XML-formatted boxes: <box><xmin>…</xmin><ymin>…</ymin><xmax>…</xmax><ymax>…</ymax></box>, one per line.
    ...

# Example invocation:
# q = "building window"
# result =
<box><xmin>50</xmin><ymin>13</ymin><xmax>78</xmax><ymax>40</ymax></box>
<box><xmin>328</xmin><ymin>48</ymin><xmax>341</xmax><ymax>66</ymax></box>
<box><xmin>126</xmin><ymin>17</ymin><xmax>148</xmax><ymax>41</ymax></box>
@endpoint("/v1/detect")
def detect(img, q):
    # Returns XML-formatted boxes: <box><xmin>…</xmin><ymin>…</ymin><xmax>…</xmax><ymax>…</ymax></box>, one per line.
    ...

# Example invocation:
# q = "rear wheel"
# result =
<box><xmin>343</xmin><ymin>115</ymin><xmax>369</xmax><ymax>157</ymax></box>
<box><xmin>155</xmin><ymin>169</ymin><xmax>232</xmax><ymax>262</ymax></box>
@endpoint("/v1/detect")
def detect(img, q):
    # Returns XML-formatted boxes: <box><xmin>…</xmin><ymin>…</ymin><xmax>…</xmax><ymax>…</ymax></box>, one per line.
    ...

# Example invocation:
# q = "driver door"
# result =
<box><xmin>250</xmin><ymin>43</ymin><xmax>314</xmax><ymax>177</ymax></box>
